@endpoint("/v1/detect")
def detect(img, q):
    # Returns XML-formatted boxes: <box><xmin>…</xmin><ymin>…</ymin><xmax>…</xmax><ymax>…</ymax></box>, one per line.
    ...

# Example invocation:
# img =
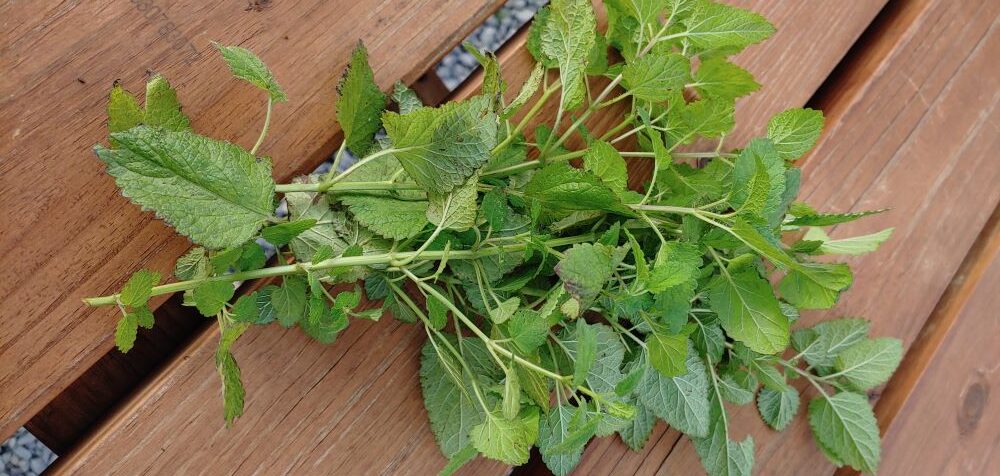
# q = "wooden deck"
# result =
<box><xmin>2</xmin><ymin>0</ymin><xmax>998</xmax><ymax>474</ymax></box>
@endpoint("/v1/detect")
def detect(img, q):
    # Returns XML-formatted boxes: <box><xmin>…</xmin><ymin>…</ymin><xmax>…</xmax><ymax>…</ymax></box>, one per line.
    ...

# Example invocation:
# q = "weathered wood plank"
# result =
<box><xmin>54</xmin><ymin>1</ymin><xmax>891</xmax><ymax>473</ymax></box>
<box><xmin>659</xmin><ymin>0</ymin><xmax>1000</xmax><ymax>473</ymax></box>
<box><xmin>878</xmin><ymin>209</ymin><xmax>1000</xmax><ymax>475</ymax></box>
<box><xmin>0</xmin><ymin>0</ymin><xmax>502</xmax><ymax>439</ymax></box>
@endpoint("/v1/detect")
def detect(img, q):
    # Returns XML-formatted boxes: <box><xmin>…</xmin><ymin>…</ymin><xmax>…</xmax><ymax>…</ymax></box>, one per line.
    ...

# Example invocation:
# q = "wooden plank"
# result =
<box><xmin>53</xmin><ymin>0</ymin><xmax>890</xmax><ymax>473</ymax></box>
<box><xmin>657</xmin><ymin>0</ymin><xmax>1000</xmax><ymax>473</ymax></box>
<box><xmin>878</xmin><ymin>210</ymin><xmax>1000</xmax><ymax>475</ymax></box>
<box><xmin>0</xmin><ymin>0</ymin><xmax>502</xmax><ymax>439</ymax></box>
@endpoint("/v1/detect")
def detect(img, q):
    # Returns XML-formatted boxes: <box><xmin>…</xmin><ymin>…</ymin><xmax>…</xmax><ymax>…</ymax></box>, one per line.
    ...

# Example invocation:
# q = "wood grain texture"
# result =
<box><xmin>660</xmin><ymin>0</ymin><xmax>1000</xmax><ymax>474</ymax></box>
<box><xmin>52</xmin><ymin>1</ymin><xmax>894</xmax><ymax>474</ymax></box>
<box><xmin>0</xmin><ymin>0</ymin><xmax>502</xmax><ymax>439</ymax></box>
<box><xmin>878</xmin><ymin>215</ymin><xmax>1000</xmax><ymax>475</ymax></box>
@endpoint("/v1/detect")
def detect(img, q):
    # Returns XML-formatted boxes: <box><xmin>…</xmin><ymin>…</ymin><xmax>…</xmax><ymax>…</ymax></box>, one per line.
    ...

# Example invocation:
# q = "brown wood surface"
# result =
<box><xmin>656</xmin><ymin>0</ymin><xmax>1000</xmax><ymax>474</ymax></box>
<box><xmin>51</xmin><ymin>1</ymin><xmax>895</xmax><ymax>474</ymax></box>
<box><xmin>0</xmin><ymin>0</ymin><xmax>503</xmax><ymax>440</ymax></box>
<box><xmin>878</xmin><ymin>211</ymin><xmax>1000</xmax><ymax>475</ymax></box>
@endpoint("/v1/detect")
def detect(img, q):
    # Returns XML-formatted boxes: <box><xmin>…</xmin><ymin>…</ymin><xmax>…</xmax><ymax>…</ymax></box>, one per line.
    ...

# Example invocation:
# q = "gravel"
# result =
<box><xmin>435</xmin><ymin>0</ymin><xmax>548</xmax><ymax>90</ymax></box>
<box><xmin>0</xmin><ymin>2</ymin><xmax>545</xmax><ymax>474</ymax></box>
<box><xmin>0</xmin><ymin>428</ymin><xmax>55</xmax><ymax>476</ymax></box>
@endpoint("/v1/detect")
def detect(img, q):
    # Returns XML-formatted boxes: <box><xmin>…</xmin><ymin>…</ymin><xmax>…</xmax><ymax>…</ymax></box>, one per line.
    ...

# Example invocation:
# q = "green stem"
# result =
<box><xmin>250</xmin><ymin>96</ymin><xmax>274</xmax><ymax>155</ymax></box>
<box><xmin>780</xmin><ymin>360</ymin><xmax>830</xmax><ymax>398</ymax></box>
<box><xmin>493</xmin><ymin>80</ymin><xmax>561</xmax><ymax>156</ymax></box>
<box><xmin>83</xmin><ymin>234</ymin><xmax>595</xmax><ymax>307</ymax></box>
<box><xmin>320</xmin><ymin>147</ymin><xmax>410</xmax><ymax>190</ymax></box>
<box><xmin>403</xmin><ymin>268</ymin><xmax>570</xmax><ymax>383</ymax></box>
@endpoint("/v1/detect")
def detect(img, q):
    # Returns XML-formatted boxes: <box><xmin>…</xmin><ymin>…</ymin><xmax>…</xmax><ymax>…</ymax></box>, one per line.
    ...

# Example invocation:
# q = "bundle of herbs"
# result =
<box><xmin>85</xmin><ymin>0</ymin><xmax>899</xmax><ymax>474</ymax></box>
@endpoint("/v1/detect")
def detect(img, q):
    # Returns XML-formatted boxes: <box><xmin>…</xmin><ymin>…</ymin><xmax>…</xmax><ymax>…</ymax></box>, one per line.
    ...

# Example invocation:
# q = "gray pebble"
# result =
<box><xmin>514</xmin><ymin>9</ymin><xmax>534</xmax><ymax>22</ymax></box>
<box><xmin>28</xmin><ymin>459</ymin><xmax>45</xmax><ymax>474</ymax></box>
<box><xmin>458</xmin><ymin>53</ymin><xmax>478</xmax><ymax>68</ymax></box>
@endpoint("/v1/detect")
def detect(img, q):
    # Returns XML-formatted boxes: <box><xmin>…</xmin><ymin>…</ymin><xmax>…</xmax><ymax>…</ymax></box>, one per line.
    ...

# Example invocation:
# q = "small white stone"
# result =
<box><xmin>29</xmin><ymin>457</ymin><xmax>48</xmax><ymax>474</ymax></box>
<box><xmin>459</xmin><ymin>53</ymin><xmax>478</xmax><ymax>68</ymax></box>
<box><xmin>13</xmin><ymin>447</ymin><xmax>31</xmax><ymax>461</ymax></box>
<box><xmin>514</xmin><ymin>9</ymin><xmax>534</xmax><ymax>22</ymax></box>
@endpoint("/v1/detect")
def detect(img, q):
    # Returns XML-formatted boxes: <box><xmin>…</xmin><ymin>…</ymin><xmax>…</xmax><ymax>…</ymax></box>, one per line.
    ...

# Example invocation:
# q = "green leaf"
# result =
<box><xmin>490</xmin><ymin>297</ymin><xmax>520</xmax><ymax>324</ymax></box>
<box><xmin>392</xmin><ymin>81</ymin><xmax>424</xmax><ymax>115</ymax></box>
<box><xmin>216</xmin><ymin>321</ymin><xmax>249</xmax><ymax>426</ymax></box>
<box><xmin>229</xmin><ymin>295</ymin><xmax>260</xmax><ymax>324</ymax></box>
<box><xmin>215</xmin><ymin>44</ymin><xmax>286</xmax><ymax>101</ymax></box>
<box><xmin>731</xmin><ymin>138</ymin><xmax>785</xmax><ymax>223</ymax></box>
<box><xmin>108</xmin><ymin>76</ymin><xmax>191</xmax><ymax>134</ymax></box>
<box><xmin>439</xmin><ymin>444</ymin><xmax>478</xmax><ymax>476</ymax></box>
<box><xmin>526</xmin><ymin>6</ymin><xmax>558</xmax><ymax>68</ymax></box>
<box><xmin>272</xmin><ymin>276</ymin><xmax>307</xmax><ymax>327</ymax></box>
<box><xmin>506</xmin><ymin>310</ymin><xmax>549</xmax><ymax>353</ymax></box>
<box><xmin>708</xmin><ymin>267</ymin><xmax>788</xmax><ymax>355</ymax></box>
<box><xmin>692</xmin><ymin>58</ymin><xmax>760</xmax><ymax>100</ymax></box>
<box><xmin>517</xmin><ymin>365</ymin><xmax>551</xmax><ymax>412</ymax></box>
<box><xmin>464</xmin><ymin>42</ymin><xmax>505</xmax><ymax>107</ymax></box>
<box><xmin>470</xmin><ymin>407</ymin><xmax>540</xmax><ymax>466</ymax></box>
<box><xmin>503</xmin><ymin>63</ymin><xmax>545</xmax><ymax>120</ymax></box>
<box><xmin>300</xmin><ymin>306</ymin><xmax>349</xmax><ymax>344</ymax></box>
<box><xmin>560</xmin><ymin>323</ymin><xmax>627</xmax><ymax>394</ymax></box>
<box><xmin>539</xmin><ymin>404</ymin><xmax>597</xmax><ymax>476</ymax></box>
<box><xmin>119</xmin><ymin>269</ymin><xmax>160</xmax><ymax>307</ymax></box>
<box><xmin>144</xmin><ymin>75</ymin><xmax>191</xmax><ymax>131</ymax></box>
<box><xmin>786</xmin><ymin>208</ymin><xmax>887</xmax><ymax>227</ymax></box>
<box><xmin>427</xmin><ymin>294</ymin><xmax>448</xmax><ymax>331</ymax></box>
<box><xmin>803</xmin><ymin>227</ymin><xmax>894</xmax><ymax>256</ymax></box>
<box><xmin>420</xmin><ymin>339</ymin><xmax>494</xmax><ymax>457</ymax></box>
<box><xmin>341</xmin><ymin>195</ymin><xmax>429</xmax><ymax>240</ymax></box>
<box><xmin>779</xmin><ymin>262</ymin><xmax>853</xmax><ymax>310</ymax></box>
<box><xmin>525</xmin><ymin>163</ymin><xmax>630</xmax><ymax>216</ymax></box>
<box><xmin>114</xmin><ymin>312</ymin><xmax>139</xmax><ymax>353</ymax></box>
<box><xmin>757</xmin><ymin>386</ymin><xmax>800</xmax><ymax>431</ymax></box>
<box><xmin>730</xmin><ymin>219</ymin><xmax>797</xmax><ymax>269</ymax></box>
<box><xmin>647</xmin><ymin>242</ymin><xmax>701</xmax><ymax>292</ymax></box>
<box><xmin>337</xmin><ymin>42</ymin><xmax>387</xmax><ymax>156</ymax></box>
<box><xmin>647</xmin><ymin>326</ymin><xmax>693</xmax><ymax>376</ymax></box>
<box><xmin>427</xmin><ymin>175</ymin><xmax>478</xmax><ymax>231</ymax></box>
<box><xmin>636</xmin><ymin>345</ymin><xmax>711</xmax><ymax>437</ymax></box>
<box><xmin>261</xmin><ymin>219</ymin><xmax>318</xmax><ymax>247</ymax></box>
<box><xmin>481</xmin><ymin>188</ymin><xmax>508</xmax><ymax>232</ymax></box>
<box><xmin>383</xmin><ymin>95</ymin><xmax>497</xmax><ymax>194</ymax></box>
<box><xmin>95</xmin><ymin>126</ymin><xmax>276</xmax><ymax>250</ymax></box>
<box><xmin>192</xmin><ymin>281</ymin><xmax>235</xmax><ymax>317</ymax></box>
<box><xmin>556</xmin><ymin>243</ymin><xmax>615</xmax><ymax>307</ymax></box>
<box><xmin>767</xmin><ymin>108</ymin><xmax>824</xmax><ymax>161</ymax></box>
<box><xmin>717</xmin><ymin>368</ymin><xmax>757</xmax><ymax>405</ymax></box>
<box><xmin>582</xmin><ymin>140</ymin><xmax>628</xmax><ymax>192</ymax></box>
<box><xmin>672</xmin><ymin>97</ymin><xmax>736</xmax><ymax>144</ymax></box>
<box><xmin>618</xmin><ymin>399</ymin><xmax>656</xmax><ymax>450</ymax></box>
<box><xmin>794</xmin><ymin>318</ymin><xmax>871</xmax><ymax>369</ymax></box>
<box><xmin>678</xmin><ymin>1</ymin><xmax>775</xmax><ymax>53</ymax></box>
<box><xmin>108</xmin><ymin>83</ymin><xmax>144</xmax><ymax>133</ymax></box>
<box><xmin>808</xmin><ymin>392</ymin><xmax>881</xmax><ymax>473</ymax></box>
<box><xmin>834</xmin><ymin>338</ymin><xmax>903</xmax><ymax>391</ymax></box>
<box><xmin>570</xmin><ymin>319</ymin><xmax>598</xmax><ymax>387</ymax></box>
<box><xmin>132</xmin><ymin>305</ymin><xmax>155</xmax><ymax>329</ymax></box>
<box><xmin>692</xmin><ymin>319</ymin><xmax>726</xmax><ymax>363</ymax></box>
<box><xmin>541</xmin><ymin>0</ymin><xmax>597</xmax><ymax>109</ymax></box>
<box><xmin>237</xmin><ymin>242</ymin><xmax>266</xmax><ymax>271</ymax></box>
<box><xmin>692</xmin><ymin>393</ymin><xmax>754</xmax><ymax>476</ymax></box>
<box><xmin>622</xmin><ymin>53</ymin><xmax>689</xmax><ymax>102</ymax></box>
